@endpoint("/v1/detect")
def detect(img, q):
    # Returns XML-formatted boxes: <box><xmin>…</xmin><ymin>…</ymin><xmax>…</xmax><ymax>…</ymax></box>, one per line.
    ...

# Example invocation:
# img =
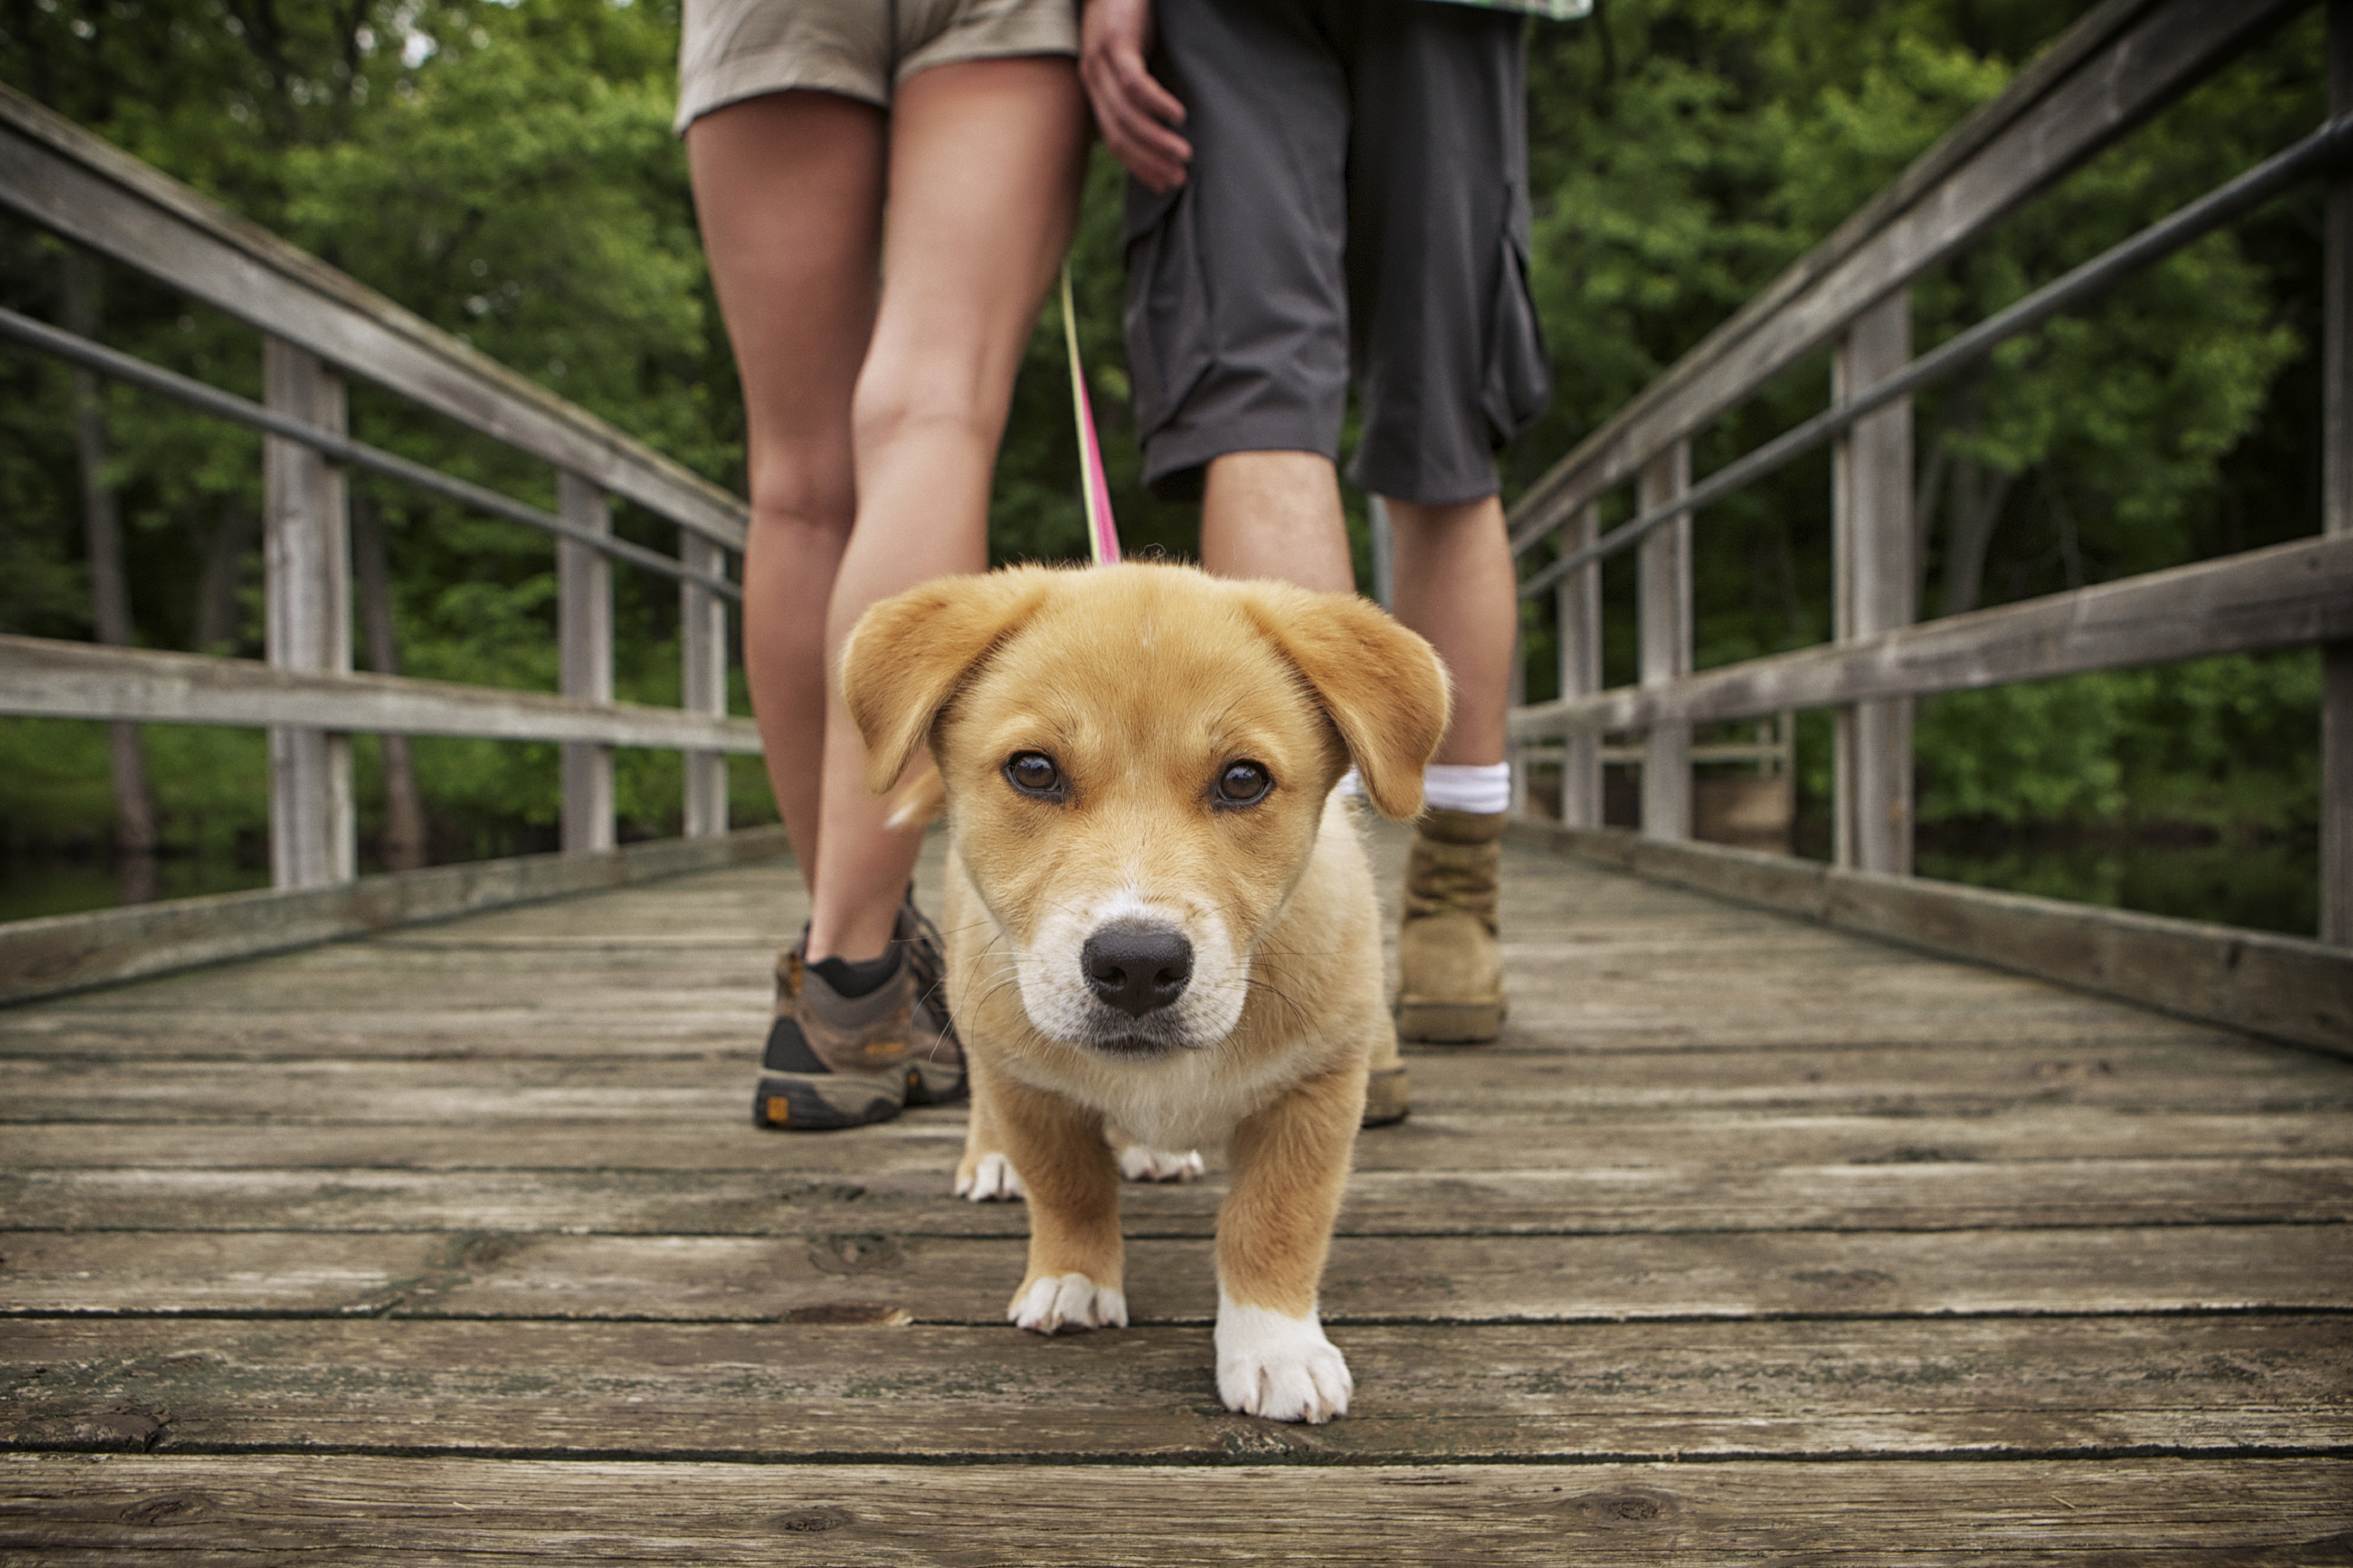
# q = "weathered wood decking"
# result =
<box><xmin>3</xmin><ymin>824</ymin><xmax>2348</xmax><ymax>1561</ymax></box>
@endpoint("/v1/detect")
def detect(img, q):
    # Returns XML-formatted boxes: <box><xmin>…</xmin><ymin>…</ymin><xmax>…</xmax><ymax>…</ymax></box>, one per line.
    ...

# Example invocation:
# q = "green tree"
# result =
<box><xmin>1502</xmin><ymin>0</ymin><xmax>2320</xmax><ymax>891</ymax></box>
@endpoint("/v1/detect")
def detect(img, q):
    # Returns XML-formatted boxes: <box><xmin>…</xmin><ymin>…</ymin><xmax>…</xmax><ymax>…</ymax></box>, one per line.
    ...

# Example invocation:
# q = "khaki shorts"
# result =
<box><xmin>676</xmin><ymin>0</ymin><xmax>1079</xmax><ymax>133</ymax></box>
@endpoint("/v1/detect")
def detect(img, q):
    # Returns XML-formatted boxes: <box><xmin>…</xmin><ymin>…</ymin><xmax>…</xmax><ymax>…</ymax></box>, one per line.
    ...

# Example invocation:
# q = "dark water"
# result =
<box><xmin>1911</xmin><ymin>835</ymin><xmax>2317</xmax><ymax>940</ymax></box>
<box><xmin>0</xmin><ymin>855</ymin><xmax>271</xmax><ymax>924</ymax></box>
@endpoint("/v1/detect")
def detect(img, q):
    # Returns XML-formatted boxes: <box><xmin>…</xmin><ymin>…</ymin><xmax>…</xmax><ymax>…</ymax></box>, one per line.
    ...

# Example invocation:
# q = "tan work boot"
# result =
<box><xmin>1362</xmin><ymin>1008</ymin><xmax>1411</xmax><ymax>1127</ymax></box>
<box><xmin>1395</xmin><ymin>807</ymin><xmax>1507</xmax><ymax>1044</ymax></box>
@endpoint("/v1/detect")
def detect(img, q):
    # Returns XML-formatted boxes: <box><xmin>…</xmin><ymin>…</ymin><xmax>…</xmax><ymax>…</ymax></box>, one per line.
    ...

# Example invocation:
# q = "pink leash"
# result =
<box><xmin>1060</xmin><ymin>265</ymin><xmax>1121</xmax><ymax>565</ymax></box>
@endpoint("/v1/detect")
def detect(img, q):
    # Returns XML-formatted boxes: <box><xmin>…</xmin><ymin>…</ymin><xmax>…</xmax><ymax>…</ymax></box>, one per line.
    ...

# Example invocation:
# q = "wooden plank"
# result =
<box><xmin>0</xmin><ymin>826</ymin><xmax>789</xmax><ymax>1005</ymax></box>
<box><xmin>0</xmin><ymin>633</ymin><xmax>763</xmax><ymax>751</ymax></box>
<box><xmin>9</xmin><ymin>936</ymin><xmax>2215</xmax><ymax>1029</ymax></box>
<box><xmin>4</xmin><ymin>1314</ymin><xmax>2344</xmax><ymax>1461</ymax></box>
<box><xmin>3</xmin><ymin>1157</ymin><xmax>2345</xmax><ymax>1238</ymax></box>
<box><xmin>1509</xmin><ymin>531</ymin><xmax>2353</xmax><ymax>735</ymax></box>
<box><xmin>262</xmin><ymin>337</ymin><xmax>355</xmax><ymax>891</ymax></box>
<box><xmin>0</xmin><ymin>83</ymin><xmax>749</xmax><ymax>550</ymax></box>
<box><xmin>2328</xmin><ymin>0</ymin><xmax>2353</xmax><ymax>946</ymax></box>
<box><xmin>5</xmin><ymin>1226</ymin><xmax>2343</xmax><ymax>1321</ymax></box>
<box><xmin>679</xmin><ymin>529</ymin><xmax>729</xmax><ymax>839</ymax></box>
<box><xmin>7</xmin><ymin>1033</ymin><xmax>2335</xmax><ymax>1123</ymax></box>
<box><xmin>555</xmin><ymin>474</ymin><xmax>614</xmax><ymax>856</ymax></box>
<box><xmin>1637</xmin><ymin>444</ymin><xmax>1692</xmax><ymax>840</ymax></box>
<box><xmin>1831</xmin><ymin>292</ymin><xmax>1915</xmax><ymax>875</ymax></box>
<box><xmin>1556</xmin><ymin>502</ymin><xmax>1603</xmax><ymax>826</ymax></box>
<box><xmin>1514</xmin><ymin>822</ymin><xmax>2353</xmax><ymax>1055</ymax></box>
<box><xmin>8</xmin><ymin>1107</ymin><xmax>2348</xmax><ymax>1171</ymax></box>
<box><xmin>6</xmin><ymin>1453</ymin><xmax>2350</xmax><ymax>1565</ymax></box>
<box><xmin>1506</xmin><ymin>0</ymin><xmax>2305</xmax><ymax>542</ymax></box>
<box><xmin>0</xmin><ymin>980</ymin><xmax>2240</xmax><ymax>1053</ymax></box>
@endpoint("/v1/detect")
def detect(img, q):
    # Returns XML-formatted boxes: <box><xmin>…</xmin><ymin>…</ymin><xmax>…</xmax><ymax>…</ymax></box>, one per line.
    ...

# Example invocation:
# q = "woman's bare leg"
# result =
<box><xmin>805</xmin><ymin>55</ymin><xmax>1089</xmax><ymax>963</ymax></box>
<box><xmin>686</xmin><ymin>93</ymin><xmax>885</xmax><ymax>882</ymax></box>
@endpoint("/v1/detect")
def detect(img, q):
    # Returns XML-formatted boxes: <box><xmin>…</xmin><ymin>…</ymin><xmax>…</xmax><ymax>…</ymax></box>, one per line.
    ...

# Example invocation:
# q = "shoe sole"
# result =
<box><xmin>752</xmin><ymin>1072</ymin><xmax>902</xmax><ymax>1131</ymax></box>
<box><xmin>761</xmin><ymin>1013</ymin><xmax>966</xmax><ymax>1118</ymax></box>
<box><xmin>905</xmin><ymin>1065</ymin><xmax>969</xmax><ymax>1106</ymax></box>
<box><xmin>1396</xmin><ymin>1000</ymin><xmax>1505</xmax><ymax>1044</ymax></box>
<box><xmin>1362</xmin><ymin>1065</ymin><xmax>1411</xmax><ymax>1127</ymax></box>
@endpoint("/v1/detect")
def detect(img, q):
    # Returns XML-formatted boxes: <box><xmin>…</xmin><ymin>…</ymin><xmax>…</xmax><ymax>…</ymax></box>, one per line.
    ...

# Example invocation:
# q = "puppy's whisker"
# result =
<box><xmin>1238</xmin><ymin>975</ymin><xmax>1316</xmax><ymax>1033</ymax></box>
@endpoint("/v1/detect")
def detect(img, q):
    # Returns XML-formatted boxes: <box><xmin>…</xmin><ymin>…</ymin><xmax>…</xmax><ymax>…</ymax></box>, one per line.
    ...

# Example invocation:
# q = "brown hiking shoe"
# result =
<box><xmin>1362</xmin><ymin>1008</ymin><xmax>1411</xmax><ymax>1127</ymax></box>
<box><xmin>752</xmin><ymin>897</ymin><xmax>964</xmax><ymax>1131</ymax></box>
<box><xmin>1395</xmin><ymin>807</ymin><xmax>1507</xmax><ymax>1044</ymax></box>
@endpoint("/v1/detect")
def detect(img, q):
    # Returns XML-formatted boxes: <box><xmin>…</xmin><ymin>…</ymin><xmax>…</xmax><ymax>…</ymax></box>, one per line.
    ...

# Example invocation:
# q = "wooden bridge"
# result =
<box><xmin>4</xmin><ymin>823</ymin><xmax>2349</xmax><ymax>1560</ymax></box>
<box><xmin>3</xmin><ymin>0</ymin><xmax>2352</xmax><ymax>1557</ymax></box>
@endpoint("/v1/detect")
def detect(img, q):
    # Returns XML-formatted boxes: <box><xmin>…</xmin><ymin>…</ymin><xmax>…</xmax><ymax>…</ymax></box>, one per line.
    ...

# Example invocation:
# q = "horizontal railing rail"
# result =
<box><xmin>1507</xmin><ymin>0</ymin><xmax>2304</xmax><ymax>552</ymax></box>
<box><xmin>1499</xmin><ymin>0</ymin><xmax>2353</xmax><ymax>995</ymax></box>
<box><xmin>0</xmin><ymin>636</ymin><xmax>763</xmax><ymax>754</ymax></box>
<box><xmin>1511</xmin><ymin>534</ymin><xmax>2353</xmax><ymax>738</ymax></box>
<box><xmin>0</xmin><ymin>83</ymin><xmax>746</xmax><ymax>548</ymax></box>
<box><xmin>1514</xmin><ymin>111</ymin><xmax>2353</xmax><ymax>600</ymax></box>
<box><xmin>0</xmin><ymin>303</ymin><xmax>742</xmax><ymax>599</ymax></box>
<box><xmin>0</xmin><ymin>79</ymin><xmax>759</xmax><ymax>899</ymax></box>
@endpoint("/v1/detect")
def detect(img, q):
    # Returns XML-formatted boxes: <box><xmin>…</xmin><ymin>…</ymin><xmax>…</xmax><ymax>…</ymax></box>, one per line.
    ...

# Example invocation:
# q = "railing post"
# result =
<box><xmin>1507</xmin><ymin>619</ymin><xmax>1529</xmax><ymax>818</ymax></box>
<box><xmin>2324</xmin><ymin>0</ymin><xmax>2352</xmax><ymax>945</ymax></box>
<box><xmin>1558</xmin><ymin>501</ymin><xmax>1604</xmax><ymax>828</ymax></box>
<box><xmin>680</xmin><ymin>529</ymin><xmax>729</xmax><ymax>839</ymax></box>
<box><xmin>1368</xmin><ymin>495</ymin><xmax>1396</xmax><ymax>611</ymax></box>
<box><xmin>558</xmin><ymin>473</ymin><xmax>614</xmax><ymax>855</ymax></box>
<box><xmin>1639</xmin><ymin>443</ymin><xmax>1692</xmax><ymax>840</ymax></box>
<box><xmin>1833</xmin><ymin>289</ymin><xmax>1916</xmax><ymax>876</ymax></box>
<box><xmin>263</xmin><ymin>337</ymin><xmax>354</xmax><ymax>889</ymax></box>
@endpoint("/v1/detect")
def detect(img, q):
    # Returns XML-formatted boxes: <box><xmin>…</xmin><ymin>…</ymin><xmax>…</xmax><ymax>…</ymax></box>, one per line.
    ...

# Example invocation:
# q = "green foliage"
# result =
<box><xmin>1918</xmin><ymin>653</ymin><xmax>2322</xmax><ymax>833</ymax></box>
<box><xmin>0</xmin><ymin>717</ymin><xmax>265</xmax><ymax>855</ymax></box>
<box><xmin>0</xmin><ymin>0</ymin><xmax>762</xmax><ymax>864</ymax></box>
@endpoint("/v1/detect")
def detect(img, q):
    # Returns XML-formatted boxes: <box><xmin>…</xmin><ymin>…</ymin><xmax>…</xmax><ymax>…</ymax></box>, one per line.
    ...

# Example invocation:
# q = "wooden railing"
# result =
<box><xmin>0</xmin><ymin>81</ymin><xmax>761</xmax><ymax>902</ymax></box>
<box><xmin>1496</xmin><ymin>0</ymin><xmax>2353</xmax><ymax>971</ymax></box>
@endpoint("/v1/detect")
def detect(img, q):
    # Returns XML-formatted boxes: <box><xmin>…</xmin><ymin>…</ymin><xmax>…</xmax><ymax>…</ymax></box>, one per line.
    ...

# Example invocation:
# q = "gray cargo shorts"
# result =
<box><xmin>676</xmin><ymin>0</ymin><xmax>1078</xmax><ymax>132</ymax></box>
<box><xmin>1122</xmin><ymin>0</ymin><xmax>1553</xmax><ymax>506</ymax></box>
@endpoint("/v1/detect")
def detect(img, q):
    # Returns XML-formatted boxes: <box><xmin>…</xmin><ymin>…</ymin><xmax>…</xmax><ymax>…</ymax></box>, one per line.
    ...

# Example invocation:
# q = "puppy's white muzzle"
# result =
<box><xmin>1015</xmin><ymin>889</ymin><xmax>1247</xmax><ymax>1057</ymax></box>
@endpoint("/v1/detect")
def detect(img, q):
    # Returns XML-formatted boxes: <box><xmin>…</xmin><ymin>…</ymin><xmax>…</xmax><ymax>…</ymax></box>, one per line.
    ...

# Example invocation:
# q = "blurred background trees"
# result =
<box><xmin>0</xmin><ymin>0</ymin><xmax>2325</xmax><ymax>931</ymax></box>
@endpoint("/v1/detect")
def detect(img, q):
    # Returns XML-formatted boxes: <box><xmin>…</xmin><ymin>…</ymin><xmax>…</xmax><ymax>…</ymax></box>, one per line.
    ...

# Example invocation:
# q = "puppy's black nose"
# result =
<box><xmin>1082</xmin><ymin>927</ymin><xmax>1193</xmax><ymax>1017</ymax></box>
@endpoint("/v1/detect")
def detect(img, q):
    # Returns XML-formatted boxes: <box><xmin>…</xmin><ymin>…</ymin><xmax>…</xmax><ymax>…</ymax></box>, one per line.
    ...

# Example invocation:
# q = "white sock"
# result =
<box><xmin>1422</xmin><ymin>761</ymin><xmax>1511</xmax><ymax>816</ymax></box>
<box><xmin>1335</xmin><ymin>763</ymin><xmax>1511</xmax><ymax>815</ymax></box>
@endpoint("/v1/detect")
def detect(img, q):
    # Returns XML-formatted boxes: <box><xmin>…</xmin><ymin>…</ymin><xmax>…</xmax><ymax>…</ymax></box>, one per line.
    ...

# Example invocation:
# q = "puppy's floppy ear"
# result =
<box><xmin>840</xmin><ymin>569</ymin><xmax>1052</xmax><ymax>796</ymax></box>
<box><xmin>1240</xmin><ymin>584</ymin><xmax>1452</xmax><ymax>820</ymax></box>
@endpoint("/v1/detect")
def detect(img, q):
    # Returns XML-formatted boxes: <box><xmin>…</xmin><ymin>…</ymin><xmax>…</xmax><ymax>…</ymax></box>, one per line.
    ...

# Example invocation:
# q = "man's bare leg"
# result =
<box><xmin>1197</xmin><ymin>450</ymin><xmax>1354</xmax><ymax>593</ymax></box>
<box><xmin>1384</xmin><ymin>494</ymin><xmax>1514</xmax><ymax>767</ymax></box>
<box><xmin>805</xmin><ymin>57</ymin><xmax>1088</xmax><ymax>964</ymax></box>
<box><xmin>1384</xmin><ymin>491</ymin><xmax>1515</xmax><ymax>1044</ymax></box>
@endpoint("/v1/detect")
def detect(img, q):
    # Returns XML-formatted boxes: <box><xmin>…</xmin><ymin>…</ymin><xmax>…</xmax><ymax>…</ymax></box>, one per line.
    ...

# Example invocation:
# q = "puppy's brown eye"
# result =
<box><xmin>1215</xmin><ymin>760</ymin><xmax>1273</xmax><ymax>807</ymax></box>
<box><xmin>1005</xmin><ymin>751</ymin><xmax>1065</xmax><ymax>800</ymax></box>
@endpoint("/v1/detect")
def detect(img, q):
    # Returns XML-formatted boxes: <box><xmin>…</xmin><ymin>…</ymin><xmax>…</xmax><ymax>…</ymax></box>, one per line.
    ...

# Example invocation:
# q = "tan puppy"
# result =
<box><xmin>843</xmin><ymin>562</ymin><xmax>1449</xmax><ymax>1423</ymax></box>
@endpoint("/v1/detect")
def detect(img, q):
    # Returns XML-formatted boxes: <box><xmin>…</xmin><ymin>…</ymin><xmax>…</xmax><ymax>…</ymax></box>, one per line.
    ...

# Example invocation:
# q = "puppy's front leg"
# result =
<box><xmin>995</xmin><ymin>1073</ymin><xmax>1126</xmax><ymax>1333</ymax></box>
<box><xmin>1215</xmin><ymin>1066</ymin><xmax>1363</xmax><ymax>1423</ymax></box>
<box><xmin>954</xmin><ymin>1062</ymin><xmax>1024</xmax><ymax>1202</ymax></box>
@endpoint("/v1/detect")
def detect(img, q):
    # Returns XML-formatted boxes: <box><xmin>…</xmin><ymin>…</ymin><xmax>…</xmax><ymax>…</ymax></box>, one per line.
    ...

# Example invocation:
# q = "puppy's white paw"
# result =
<box><xmin>956</xmin><ymin>1151</ymin><xmax>1025</xmax><ymax>1202</ymax></box>
<box><xmin>1117</xmin><ymin>1144</ymin><xmax>1205</xmax><ymax>1183</ymax></box>
<box><xmin>1009</xmin><ymin>1272</ymin><xmax>1127</xmax><ymax>1334</ymax></box>
<box><xmin>1215</xmin><ymin>1293</ymin><xmax>1352</xmax><ymax>1423</ymax></box>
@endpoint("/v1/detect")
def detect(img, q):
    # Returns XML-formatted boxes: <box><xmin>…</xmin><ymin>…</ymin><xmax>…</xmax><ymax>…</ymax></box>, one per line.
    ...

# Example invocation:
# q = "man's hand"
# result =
<box><xmin>1080</xmin><ymin>0</ymin><xmax>1190</xmax><ymax>192</ymax></box>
